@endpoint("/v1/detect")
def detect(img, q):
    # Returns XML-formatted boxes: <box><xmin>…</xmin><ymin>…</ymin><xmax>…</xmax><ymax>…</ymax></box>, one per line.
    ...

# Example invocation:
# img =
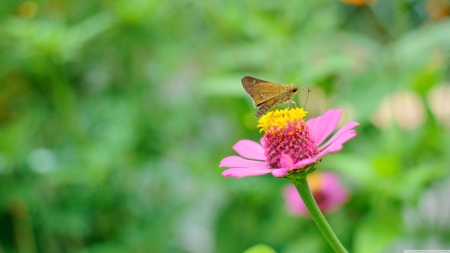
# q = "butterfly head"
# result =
<box><xmin>290</xmin><ymin>84</ymin><xmax>299</xmax><ymax>94</ymax></box>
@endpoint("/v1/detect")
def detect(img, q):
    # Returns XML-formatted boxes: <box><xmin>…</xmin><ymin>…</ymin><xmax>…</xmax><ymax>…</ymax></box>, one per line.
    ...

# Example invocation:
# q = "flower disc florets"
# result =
<box><xmin>258</xmin><ymin>108</ymin><xmax>318</xmax><ymax>169</ymax></box>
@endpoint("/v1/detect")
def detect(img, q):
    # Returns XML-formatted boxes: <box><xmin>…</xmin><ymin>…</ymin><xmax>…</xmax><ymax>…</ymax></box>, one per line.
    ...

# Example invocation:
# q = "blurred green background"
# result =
<box><xmin>1</xmin><ymin>0</ymin><xmax>450</xmax><ymax>252</ymax></box>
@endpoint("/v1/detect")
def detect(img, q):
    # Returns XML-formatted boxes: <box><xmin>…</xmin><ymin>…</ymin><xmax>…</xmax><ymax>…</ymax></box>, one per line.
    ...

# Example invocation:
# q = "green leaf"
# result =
<box><xmin>243</xmin><ymin>244</ymin><xmax>277</xmax><ymax>253</ymax></box>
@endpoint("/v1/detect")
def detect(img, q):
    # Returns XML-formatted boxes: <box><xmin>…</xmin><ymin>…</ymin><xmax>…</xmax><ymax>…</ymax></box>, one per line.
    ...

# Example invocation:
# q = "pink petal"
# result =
<box><xmin>272</xmin><ymin>168</ymin><xmax>289</xmax><ymax>177</ymax></box>
<box><xmin>232</xmin><ymin>140</ymin><xmax>265</xmax><ymax>160</ymax></box>
<box><xmin>280</xmin><ymin>126</ymin><xmax>357</xmax><ymax>172</ymax></box>
<box><xmin>222</xmin><ymin>168</ymin><xmax>273</xmax><ymax>178</ymax></box>
<box><xmin>322</xmin><ymin>174</ymin><xmax>349</xmax><ymax>207</ymax></box>
<box><xmin>319</xmin><ymin>172</ymin><xmax>350</xmax><ymax>213</ymax></box>
<box><xmin>280</xmin><ymin>153</ymin><xmax>294</xmax><ymax>169</ymax></box>
<box><xmin>219</xmin><ymin>156</ymin><xmax>268</xmax><ymax>168</ymax></box>
<box><xmin>260</xmin><ymin>136</ymin><xmax>266</xmax><ymax>146</ymax></box>
<box><xmin>314</xmin><ymin>130</ymin><xmax>357</xmax><ymax>160</ymax></box>
<box><xmin>283</xmin><ymin>185</ymin><xmax>308</xmax><ymax>215</ymax></box>
<box><xmin>292</xmin><ymin>156</ymin><xmax>320</xmax><ymax>170</ymax></box>
<box><xmin>317</xmin><ymin>121</ymin><xmax>359</xmax><ymax>151</ymax></box>
<box><xmin>306</xmin><ymin>109</ymin><xmax>342</xmax><ymax>147</ymax></box>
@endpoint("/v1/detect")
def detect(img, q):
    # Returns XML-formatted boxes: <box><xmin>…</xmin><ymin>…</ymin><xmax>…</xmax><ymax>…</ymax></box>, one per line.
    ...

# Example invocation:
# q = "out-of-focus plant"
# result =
<box><xmin>0</xmin><ymin>0</ymin><xmax>449</xmax><ymax>252</ymax></box>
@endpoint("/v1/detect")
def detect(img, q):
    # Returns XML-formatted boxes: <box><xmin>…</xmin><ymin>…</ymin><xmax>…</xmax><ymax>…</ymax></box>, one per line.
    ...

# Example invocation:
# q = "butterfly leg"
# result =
<box><xmin>285</xmin><ymin>99</ymin><xmax>297</xmax><ymax>108</ymax></box>
<box><xmin>266</xmin><ymin>102</ymin><xmax>281</xmax><ymax>123</ymax></box>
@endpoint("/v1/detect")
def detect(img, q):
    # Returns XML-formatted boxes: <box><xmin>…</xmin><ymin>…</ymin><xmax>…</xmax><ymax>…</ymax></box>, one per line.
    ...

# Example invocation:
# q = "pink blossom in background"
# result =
<box><xmin>283</xmin><ymin>172</ymin><xmax>349</xmax><ymax>216</ymax></box>
<box><xmin>220</xmin><ymin>109</ymin><xmax>359</xmax><ymax>178</ymax></box>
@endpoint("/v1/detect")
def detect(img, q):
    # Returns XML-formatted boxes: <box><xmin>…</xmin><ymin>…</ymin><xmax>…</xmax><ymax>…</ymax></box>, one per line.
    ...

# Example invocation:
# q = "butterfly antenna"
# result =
<box><xmin>303</xmin><ymin>87</ymin><xmax>311</xmax><ymax>109</ymax></box>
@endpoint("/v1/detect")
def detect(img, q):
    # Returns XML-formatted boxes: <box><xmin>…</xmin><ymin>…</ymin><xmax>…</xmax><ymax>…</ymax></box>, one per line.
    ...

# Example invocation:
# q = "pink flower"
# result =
<box><xmin>283</xmin><ymin>172</ymin><xmax>349</xmax><ymax>216</ymax></box>
<box><xmin>219</xmin><ymin>108</ymin><xmax>359</xmax><ymax>178</ymax></box>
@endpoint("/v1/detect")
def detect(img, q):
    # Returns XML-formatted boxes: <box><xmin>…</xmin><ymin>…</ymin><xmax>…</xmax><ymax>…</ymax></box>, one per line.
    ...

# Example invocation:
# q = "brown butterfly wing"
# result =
<box><xmin>241</xmin><ymin>76</ymin><xmax>285</xmax><ymax>107</ymax></box>
<box><xmin>255</xmin><ymin>97</ymin><xmax>280</xmax><ymax>117</ymax></box>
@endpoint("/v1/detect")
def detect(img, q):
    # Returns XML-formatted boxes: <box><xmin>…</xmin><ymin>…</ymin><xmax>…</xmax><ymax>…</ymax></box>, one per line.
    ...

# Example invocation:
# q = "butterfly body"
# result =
<box><xmin>241</xmin><ymin>76</ymin><xmax>299</xmax><ymax>117</ymax></box>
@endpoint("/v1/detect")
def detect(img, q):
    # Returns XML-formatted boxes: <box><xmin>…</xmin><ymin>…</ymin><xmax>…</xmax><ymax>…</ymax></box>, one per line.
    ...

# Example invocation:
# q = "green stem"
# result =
<box><xmin>289</xmin><ymin>176</ymin><xmax>348</xmax><ymax>253</ymax></box>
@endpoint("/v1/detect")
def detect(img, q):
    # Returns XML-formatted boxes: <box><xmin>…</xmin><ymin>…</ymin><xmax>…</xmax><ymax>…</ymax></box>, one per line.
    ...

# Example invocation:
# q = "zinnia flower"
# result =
<box><xmin>220</xmin><ymin>108</ymin><xmax>358</xmax><ymax>178</ymax></box>
<box><xmin>283</xmin><ymin>171</ymin><xmax>349</xmax><ymax>216</ymax></box>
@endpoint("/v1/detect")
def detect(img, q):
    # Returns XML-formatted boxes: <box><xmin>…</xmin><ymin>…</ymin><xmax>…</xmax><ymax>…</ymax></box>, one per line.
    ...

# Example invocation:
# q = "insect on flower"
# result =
<box><xmin>242</xmin><ymin>76</ymin><xmax>306</xmax><ymax>117</ymax></box>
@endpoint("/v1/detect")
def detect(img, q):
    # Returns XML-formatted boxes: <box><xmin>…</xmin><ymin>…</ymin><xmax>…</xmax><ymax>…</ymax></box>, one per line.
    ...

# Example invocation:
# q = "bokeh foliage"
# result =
<box><xmin>1</xmin><ymin>0</ymin><xmax>450</xmax><ymax>252</ymax></box>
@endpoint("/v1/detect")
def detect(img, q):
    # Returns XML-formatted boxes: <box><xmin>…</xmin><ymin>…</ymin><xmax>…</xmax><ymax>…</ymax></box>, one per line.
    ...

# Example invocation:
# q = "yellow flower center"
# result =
<box><xmin>257</xmin><ymin>108</ymin><xmax>308</xmax><ymax>133</ymax></box>
<box><xmin>307</xmin><ymin>172</ymin><xmax>322</xmax><ymax>192</ymax></box>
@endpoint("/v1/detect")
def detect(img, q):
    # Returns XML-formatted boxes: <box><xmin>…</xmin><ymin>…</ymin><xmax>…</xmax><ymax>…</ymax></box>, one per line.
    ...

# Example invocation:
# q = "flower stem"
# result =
<box><xmin>289</xmin><ymin>176</ymin><xmax>348</xmax><ymax>253</ymax></box>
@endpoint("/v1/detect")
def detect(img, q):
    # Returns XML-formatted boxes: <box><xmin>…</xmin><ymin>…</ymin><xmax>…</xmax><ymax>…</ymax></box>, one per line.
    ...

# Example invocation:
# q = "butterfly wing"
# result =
<box><xmin>255</xmin><ymin>97</ymin><xmax>281</xmax><ymax>117</ymax></box>
<box><xmin>241</xmin><ymin>76</ymin><xmax>285</xmax><ymax>107</ymax></box>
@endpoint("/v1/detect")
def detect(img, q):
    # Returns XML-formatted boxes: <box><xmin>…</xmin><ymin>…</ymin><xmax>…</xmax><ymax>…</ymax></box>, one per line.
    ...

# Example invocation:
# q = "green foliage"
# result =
<box><xmin>244</xmin><ymin>244</ymin><xmax>277</xmax><ymax>253</ymax></box>
<box><xmin>1</xmin><ymin>0</ymin><xmax>450</xmax><ymax>252</ymax></box>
